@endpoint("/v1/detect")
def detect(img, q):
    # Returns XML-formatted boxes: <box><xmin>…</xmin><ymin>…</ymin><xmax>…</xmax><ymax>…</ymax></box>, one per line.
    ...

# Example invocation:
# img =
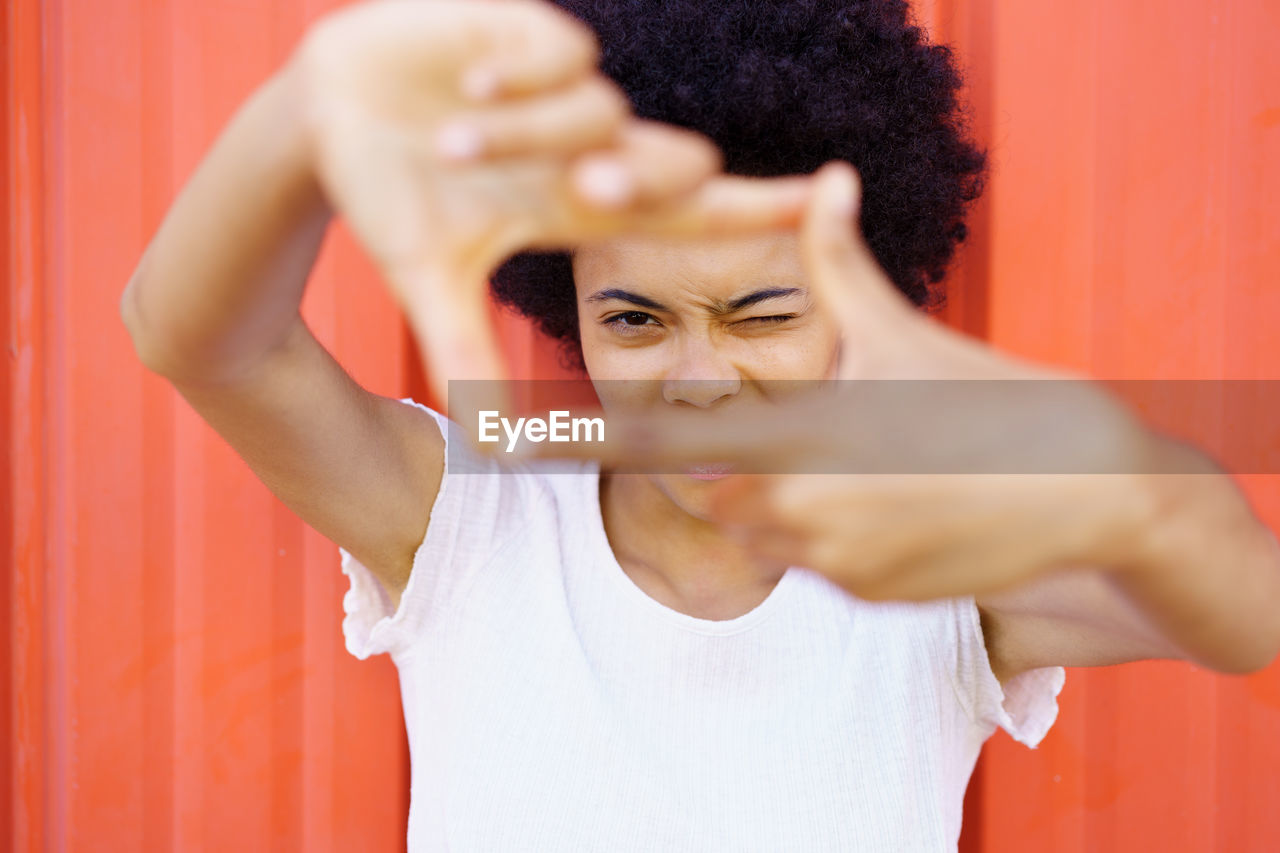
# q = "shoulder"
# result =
<box><xmin>950</xmin><ymin>595</ymin><xmax>1066</xmax><ymax>748</ymax></box>
<box><xmin>339</xmin><ymin>401</ymin><xmax>593</xmax><ymax>660</ymax></box>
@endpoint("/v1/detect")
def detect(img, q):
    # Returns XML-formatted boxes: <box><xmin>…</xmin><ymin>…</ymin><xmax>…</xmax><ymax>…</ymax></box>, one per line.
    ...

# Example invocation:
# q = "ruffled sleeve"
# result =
<box><xmin>339</xmin><ymin>399</ymin><xmax>509</xmax><ymax>661</ymax></box>
<box><xmin>949</xmin><ymin>596</ymin><xmax>1066</xmax><ymax>748</ymax></box>
<box><xmin>340</xmin><ymin>544</ymin><xmax>412</xmax><ymax>661</ymax></box>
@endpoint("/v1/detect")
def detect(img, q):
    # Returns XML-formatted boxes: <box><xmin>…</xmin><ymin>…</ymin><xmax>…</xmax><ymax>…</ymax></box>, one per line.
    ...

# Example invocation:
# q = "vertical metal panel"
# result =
<box><xmin>4</xmin><ymin>0</ymin><xmax>1278</xmax><ymax>850</ymax></box>
<box><xmin>921</xmin><ymin>1</ymin><xmax>1280</xmax><ymax>851</ymax></box>
<box><xmin>6</xmin><ymin>0</ymin><xmax>413</xmax><ymax>849</ymax></box>
<box><xmin>6</xmin><ymin>0</ymin><xmax>53</xmax><ymax>846</ymax></box>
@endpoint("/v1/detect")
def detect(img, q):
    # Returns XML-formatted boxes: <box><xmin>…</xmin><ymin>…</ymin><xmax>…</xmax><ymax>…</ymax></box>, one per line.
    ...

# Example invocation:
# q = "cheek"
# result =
<box><xmin>579</xmin><ymin>319</ymin><xmax>666</xmax><ymax>384</ymax></box>
<box><xmin>591</xmin><ymin>375</ymin><xmax>660</xmax><ymax>415</ymax></box>
<box><xmin>581</xmin><ymin>334</ymin><xmax>664</xmax><ymax>412</ymax></box>
<box><xmin>582</xmin><ymin>342</ymin><xmax>639</xmax><ymax>390</ymax></box>
<box><xmin>802</xmin><ymin>314</ymin><xmax>844</xmax><ymax>376</ymax></box>
<box><xmin>744</xmin><ymin>323</ymin><xmax>842</xmax><ymax>378</ymax></box>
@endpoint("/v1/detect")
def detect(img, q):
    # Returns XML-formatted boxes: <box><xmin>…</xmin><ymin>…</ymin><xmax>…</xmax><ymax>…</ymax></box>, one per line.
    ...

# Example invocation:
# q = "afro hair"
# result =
<box><xmin>490</xmin><ymin>0</ymin><xmax>987</xmax><ymax>369</ymax></box>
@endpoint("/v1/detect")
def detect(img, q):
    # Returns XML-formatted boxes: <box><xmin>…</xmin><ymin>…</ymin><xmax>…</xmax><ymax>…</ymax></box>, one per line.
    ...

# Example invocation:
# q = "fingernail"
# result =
<box><xmin>574</xmin><ymin>159</ymin><xmax>633</xmax><ymax>207</ymax></box>
<box><xmin>833</xmin><ymin>165</ymin><xmax>859</xmax><ymax>219</ymax></box>
<box><xmin>436</xmin><ymin>123</ymin><xmax>484</xmax><ymax>161</ymax></box>
<box><xmin>837</xmin><ymin>192</ymin><xmax>857</xmax><ymax>219</ymax></box>
<box><xmin>461</xmin><ymin>67</ymin><xmax>499</xmax><ymax>101</ymax></box>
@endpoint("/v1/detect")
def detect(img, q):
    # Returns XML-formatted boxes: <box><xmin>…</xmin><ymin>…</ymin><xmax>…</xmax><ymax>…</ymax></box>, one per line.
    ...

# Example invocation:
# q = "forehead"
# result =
<box><xmin>572</xmin><ymin>232</ymin><xmax>804</xmax><ymax>296</ymax></box>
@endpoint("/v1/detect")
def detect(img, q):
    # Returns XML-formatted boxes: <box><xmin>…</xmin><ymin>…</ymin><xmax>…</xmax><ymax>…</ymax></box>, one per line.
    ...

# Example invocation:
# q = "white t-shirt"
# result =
<box><xmin>340</xmin><ymin>401</ymin><xmax>1065</xmax><ymax>852</ymax></box>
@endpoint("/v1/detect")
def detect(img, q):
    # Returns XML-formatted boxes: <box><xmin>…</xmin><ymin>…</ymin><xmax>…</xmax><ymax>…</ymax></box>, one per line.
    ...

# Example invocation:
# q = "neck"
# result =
<box><xmin>599</xmin><ymin>471</ymin><xmax>788</xmax><ymax>620</ymax></box>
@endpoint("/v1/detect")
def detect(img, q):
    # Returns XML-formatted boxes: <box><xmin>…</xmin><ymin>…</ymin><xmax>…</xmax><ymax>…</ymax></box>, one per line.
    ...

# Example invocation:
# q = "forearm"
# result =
<box><xmin>1106</xmin><ymin>434</ymin><xmax>1280</xmax><ymax>673</ymax></box>
<box><xmin>122</xmin><ymin>61</ymin><xmax>331</xmax><ymax>384</ymax></box>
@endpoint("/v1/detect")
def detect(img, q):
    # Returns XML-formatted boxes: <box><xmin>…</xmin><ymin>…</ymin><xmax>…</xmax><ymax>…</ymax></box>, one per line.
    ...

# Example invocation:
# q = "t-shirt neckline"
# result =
<box><xmin>582</xmin><ymin>462</ymin><xmax>800</xmax><ymax>636</ymax></box>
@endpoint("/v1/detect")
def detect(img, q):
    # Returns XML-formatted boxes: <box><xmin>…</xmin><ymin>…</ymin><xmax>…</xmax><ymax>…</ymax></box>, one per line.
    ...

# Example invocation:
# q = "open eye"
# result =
<box><xmin>602</xmin><ymin>311</ymin><xmax>661</xmax><ymax>333</ymax></box>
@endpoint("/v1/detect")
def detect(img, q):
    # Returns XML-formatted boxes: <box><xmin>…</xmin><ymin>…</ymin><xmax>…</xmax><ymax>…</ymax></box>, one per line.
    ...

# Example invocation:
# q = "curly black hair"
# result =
<box><xmin>490</xmin><ymin>0</ymin><xmax>987</xmax><ymax>370</ymax></box>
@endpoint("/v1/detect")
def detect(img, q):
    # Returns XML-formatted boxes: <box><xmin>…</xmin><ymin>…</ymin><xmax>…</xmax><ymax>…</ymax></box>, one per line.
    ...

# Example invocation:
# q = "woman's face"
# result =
<box><xmin>573</xmin><ymin>232</ymin><xmax>842</xmax><ymax>518</ymax></box>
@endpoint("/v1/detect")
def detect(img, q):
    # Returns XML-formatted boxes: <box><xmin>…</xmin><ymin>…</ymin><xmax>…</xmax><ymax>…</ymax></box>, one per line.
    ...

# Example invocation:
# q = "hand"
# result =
<box><xmin>290</xmin><ymin>0</ymin><xmax>811</xmax><ymax>404</ymax></box>
<box><xmin>534</xmin><ymin>162</ymin><xmax>1155</xmax><ymax>600</ymax></box>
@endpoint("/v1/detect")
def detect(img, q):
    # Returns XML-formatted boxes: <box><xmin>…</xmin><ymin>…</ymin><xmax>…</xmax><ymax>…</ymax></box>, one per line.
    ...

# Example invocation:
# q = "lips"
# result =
<box><xmin>684</xmin><ymin>463</ymin><xmax>735</xmax><ymax>481</ymax></box>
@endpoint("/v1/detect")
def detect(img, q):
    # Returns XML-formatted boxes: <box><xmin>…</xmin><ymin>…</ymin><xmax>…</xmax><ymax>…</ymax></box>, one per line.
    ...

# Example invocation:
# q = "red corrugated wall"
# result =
<box><xmin>4</xmin><ymin>0</ymin><xmax>1278</xmax><ymax>850</ymax></box>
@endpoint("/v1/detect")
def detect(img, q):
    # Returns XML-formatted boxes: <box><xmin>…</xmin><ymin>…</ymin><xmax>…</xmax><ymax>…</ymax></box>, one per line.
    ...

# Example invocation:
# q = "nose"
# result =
<box><xmin>662</xmin><ymin>337</ymin><xmax>741</xmax><ymax>408</ymax></box>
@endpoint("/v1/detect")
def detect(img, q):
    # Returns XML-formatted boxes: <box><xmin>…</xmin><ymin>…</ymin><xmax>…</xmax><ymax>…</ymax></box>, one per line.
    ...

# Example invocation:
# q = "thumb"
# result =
<box><xmin>800</xmin><ymin>162</ymin><xmax>913</xmax><ymax>339</ymax></box>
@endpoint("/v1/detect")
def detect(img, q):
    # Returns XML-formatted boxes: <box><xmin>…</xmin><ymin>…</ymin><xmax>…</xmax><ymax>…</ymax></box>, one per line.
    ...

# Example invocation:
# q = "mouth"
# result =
<box><xmin>683</xmin><ymin>463</ymin><xmax>735</xmax><ymax>481</ymax></box>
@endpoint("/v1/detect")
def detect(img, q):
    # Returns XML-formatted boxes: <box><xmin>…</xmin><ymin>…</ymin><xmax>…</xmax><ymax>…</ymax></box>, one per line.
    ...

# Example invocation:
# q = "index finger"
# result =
<box><xmin>631</xmin><ymin>175</ymin><xmax>815</xmax><ymax>238</ymax></box>
<box><xmin>461</xmin><ymin>2</ymin><xmax>601</xmax><ymax>100</ymax></box>
<box><xmin>516</xmin><ymin>396</ymin><xmax>815</xmax><ymax>472</ymax></box>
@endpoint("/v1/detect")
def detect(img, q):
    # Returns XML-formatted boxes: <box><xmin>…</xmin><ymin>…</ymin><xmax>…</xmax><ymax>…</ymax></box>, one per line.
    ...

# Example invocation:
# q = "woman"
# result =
<box><xmin>122</xmin><ymin>0</ymin><xmax>1280</xmax><ymax>849</ymax></box>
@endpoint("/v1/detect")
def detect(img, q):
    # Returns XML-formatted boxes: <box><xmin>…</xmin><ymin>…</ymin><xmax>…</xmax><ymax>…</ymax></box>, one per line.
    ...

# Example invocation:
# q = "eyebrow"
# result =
<box><xmin>720</xmin><ymin>287</ymin><xmax>803</xmax><ymax>313</ymax></box>
<box><xmin>585</xmin><ymin>286</ymin><xmax>803</xmax><ymax>315</ymax></box>
<box><xmin>584</xmin><ymin>288</ymin><xmax>668</xmax><ymax>311</ymax></box>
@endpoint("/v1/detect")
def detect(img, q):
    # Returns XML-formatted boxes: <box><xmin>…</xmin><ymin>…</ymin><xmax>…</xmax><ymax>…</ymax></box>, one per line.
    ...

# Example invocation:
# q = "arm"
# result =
<box><xmin>545</xmin><ymin>163</ymin><xmax>1280</xmax><ymax>678</ymax></box>
<box><xmin>980</xmin><ymin>433</ymin><xmax>1280</xmax><ymax>681</ymax></box>
<box><xmin>123</xmin><ymin>0</ymin><xmax>807</xmax><ymax>609</ymax></box>
<box><xmin>122</xmin><ymin>64</ymin><xmax>443</xmax><ymax>606</ymax></box>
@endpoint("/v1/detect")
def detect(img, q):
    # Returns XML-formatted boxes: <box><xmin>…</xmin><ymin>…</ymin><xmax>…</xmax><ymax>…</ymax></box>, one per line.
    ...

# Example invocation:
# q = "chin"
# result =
<box><xmin>650</xmin><ymin>472</ymin><xmax>727</xmax><ymax>520</ymax></box>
